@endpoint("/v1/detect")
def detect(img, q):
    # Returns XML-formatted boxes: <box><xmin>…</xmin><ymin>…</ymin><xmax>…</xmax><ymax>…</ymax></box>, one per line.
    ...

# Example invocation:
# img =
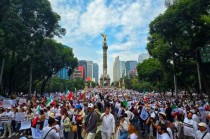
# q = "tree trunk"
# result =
<box><xmin>28</xmin><ymin>53</ymin><xmax>34</xmax><ymax>99</ymax></box>
<box><xmin>8</xmin><ymin>50</ymin><xmax>16</xmax><ymax>95</ymax></box>
<box><xmin>40</xmin><ymin>77</ymin><xmax>49</xmax><ymax>95</ymax></box>
<box><xmin>0</xmin><ymin>58</ymin><xmax>5</xmax><ymax>87</ymax></box>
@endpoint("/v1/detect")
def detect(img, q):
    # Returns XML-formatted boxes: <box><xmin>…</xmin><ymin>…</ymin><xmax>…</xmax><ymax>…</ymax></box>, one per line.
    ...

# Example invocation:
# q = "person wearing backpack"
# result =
<box><xmin>195</xmin><ymin>122</ymin><xmax>210</xmax><ymax>139</ymax></box>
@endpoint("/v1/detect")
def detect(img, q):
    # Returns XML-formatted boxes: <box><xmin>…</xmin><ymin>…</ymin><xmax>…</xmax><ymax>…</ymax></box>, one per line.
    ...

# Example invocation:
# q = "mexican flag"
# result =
<box><xmin>46</xmin><ymin>97</ymin><xmax>53</xmax><ymax>106</ymax></box>
<box><xmin>35</xmin><ymin>105</ymin><xmax>41</xmax><ymax>114</ymax></box>
<box><xmin>66</xmin><ymin>91</ymin><xmax>73</xmax><ymax>100</ymax></box>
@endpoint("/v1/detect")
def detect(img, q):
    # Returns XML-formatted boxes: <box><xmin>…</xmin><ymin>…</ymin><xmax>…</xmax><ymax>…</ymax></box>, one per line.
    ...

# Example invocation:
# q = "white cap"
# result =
<box><xmin>159</xmin><ymin>112</ymin><xmax>166</xmax><ymax>117</ymax></box>
<box><xmin>198</xmin><ymin>122</ymin><xmax>207</xmax><ymax>128</ymax></box>
<box><xmin>88</xmin><ymin>103</ymin><xmax>94</xmax><ymax>108</ymax></box>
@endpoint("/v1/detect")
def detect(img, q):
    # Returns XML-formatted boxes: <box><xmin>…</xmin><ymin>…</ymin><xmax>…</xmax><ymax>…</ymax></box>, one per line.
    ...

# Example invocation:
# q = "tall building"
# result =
<box><xmin>56</xmin><ymin>68</ymin><xmax>69</xmax><ymax>80</ymax></box>
<box><xmin>113</xmin><ymin>56</ymin><xmax>120</xmax><ymax>82</ymax></box>
<box><xmin>78</xmin><ymin>60</ymin><xmax>87</xmax><ymax>81</ymax></box>
<box><xmin>138</xmin><ymin>53</ymin><xmax>150</xmax><ymax>63</ymax></box>
<box><xmin>126</xmin><ymin>61</ymin><xmax>137</xmax><ymax>78</ymax></box>
<box><xmin>71</xmin><ymin>69</ymin><xmax>82</xmax><ymax>79</ymax></box>
<box><xmin>119</xmin><ymin>61</ymin><xmax>126</xmax><ymax>78</ymax></box>
<box><xmin>93</xmin><ymin>63</ymin><xmax>99</xmax><ymax>83</ymax></box>
<box><xmin>86</xmin><ymin>61</ymin><xmax>93</xmax><ymax>81</ymax></box>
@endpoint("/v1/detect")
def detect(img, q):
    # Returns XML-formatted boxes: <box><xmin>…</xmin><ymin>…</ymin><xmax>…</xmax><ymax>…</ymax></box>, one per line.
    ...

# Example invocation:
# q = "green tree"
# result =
<box><xmin>147</xmin><ymin>0</ymin><xmax>210</xmax><ymax>99</ymax></box>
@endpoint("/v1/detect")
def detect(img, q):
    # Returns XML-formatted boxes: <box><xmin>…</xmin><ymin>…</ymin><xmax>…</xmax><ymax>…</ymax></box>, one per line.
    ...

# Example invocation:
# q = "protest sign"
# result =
<box><xmin>31</xmin><ymin>127</ymin><xmax>43</xmax><ymax>139</ymax></box>
<box><xmin>0</xmin><ymin>115</ymin><xmax>10</xmax><ymax>123</ymax></box>
<box><xmin>19</xmin><ymin>98</ymin><xmax>26</xmax><ymax>104</ymax></box>
<box><xmin>20</xmin><ymin>120</ymin><xmax>31</xmax><ymax>130</ymax></box>
<box><xmin>140</xmin><ymin>108</ymin><xmax>149</xmax><ymax>121</ymax></box>
<box><xmin>2</xmin><ymin>99</ymin><xmax>13</xmax><ymax>108</ymax></box>
<box><xmin>15</xmin><ymin>112</ymin><xmax>25</xmax><ymax>121</ymax></box>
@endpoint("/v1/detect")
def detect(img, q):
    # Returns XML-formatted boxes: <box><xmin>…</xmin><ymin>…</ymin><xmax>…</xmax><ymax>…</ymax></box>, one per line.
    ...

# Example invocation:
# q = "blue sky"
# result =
<box><xmin>49</xmin><ymin>0</ymin><xmax>166</xmax><ymax>80</ymax></box>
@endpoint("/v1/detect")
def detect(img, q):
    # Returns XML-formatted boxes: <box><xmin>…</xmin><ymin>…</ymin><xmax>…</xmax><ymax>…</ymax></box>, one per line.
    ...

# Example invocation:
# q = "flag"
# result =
<box><xmin>46</xmin><ymin>97</ymin><xmax>53</xmax><ymax>106</ymax></box>
<box><xmin>140</xmin><ymin>108</ymin><xmax>149</xmax><ymax>121</ymax></box>
<box><xmin>80</xmin><ymin>92</ymin><xmax>85</xmax><ymax>99</ymax></box>
<box><xmin>35</xmin><ymin>105</ymin><xmax>41</xmax><ymax>114</ymax></box>
<box><xmin>67</xmin><ymin>92</ymin><xmax>73</xmax><ymax>100</ymax></box>
<box><xmin>172</xmin><ymin>104</ymin><xmax>177</xmax><ymax>110</ymax></box>
<box><xmin>32</xmin><ymin>116</ymin><xmax>39</xmax><ymax>127</ymax></box>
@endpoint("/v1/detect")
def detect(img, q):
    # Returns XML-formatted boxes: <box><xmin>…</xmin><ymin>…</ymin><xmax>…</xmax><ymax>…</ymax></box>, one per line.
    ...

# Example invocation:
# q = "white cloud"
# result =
<box><xmin>48</xmin><ymin>0</ymin><xmax>166</xmax><ymax>81</ymax></box>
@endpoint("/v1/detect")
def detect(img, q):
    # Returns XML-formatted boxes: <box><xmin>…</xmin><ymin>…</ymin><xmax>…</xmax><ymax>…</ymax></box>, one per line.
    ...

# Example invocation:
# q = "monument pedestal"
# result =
<box><xmin>100</xmin><ymin>74</ymin><xmax>110</xmax><ymax>87</ymax></box>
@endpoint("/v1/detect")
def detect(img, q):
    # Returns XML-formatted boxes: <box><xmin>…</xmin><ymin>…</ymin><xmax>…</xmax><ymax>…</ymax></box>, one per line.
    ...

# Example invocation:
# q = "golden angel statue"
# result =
<box><xmin>101</xmin><ymin>33</ymin><xmax>107</xmax><ymax>42</ymax></box>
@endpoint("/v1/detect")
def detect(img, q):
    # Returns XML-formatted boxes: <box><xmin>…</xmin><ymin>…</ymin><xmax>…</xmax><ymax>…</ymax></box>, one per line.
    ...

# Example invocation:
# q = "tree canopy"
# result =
<box><xmin>0</xmin><ymin>0</ymin><xmax>78</xmax><ymax>96</ymax></box>
<box><xmin>136</xmin><ymin>0</ymin><xmax>210</xmax><ymax>99</ymax></box>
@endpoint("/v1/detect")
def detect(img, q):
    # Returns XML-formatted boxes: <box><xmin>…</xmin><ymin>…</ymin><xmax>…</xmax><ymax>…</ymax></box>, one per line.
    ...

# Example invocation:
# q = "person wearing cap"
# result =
<box><xmin>42</xmin><ymin>118</ymin><xmax>59</xmax><ymax>139</ymax></box>
<box><xmin>100</xmin><ymin>104</ymin><xmax>115</xmax><ymax>139</ymax></box>
<box><xmin>195</xmin><ymin>122</ymin><xmax>210</xmax><ymax>139</ymax></box>
<box><xmin>183</xmin><ymin>111</ymin><xmax>198</xmax><ymax>139</ymax></box>
<box><xmin>84</xmin><ymin>103</ymin><xmax>98</xmax><ymax>139</ymax></box>
<box><xmin>73</xmin><ymin>104</ymin><xmax>85</xmax><ymax>139</ymax></box>
<box><xmin>0</xmin><ymin>107</ymin><xmax>14</xmax><ymax>138</ymax></box>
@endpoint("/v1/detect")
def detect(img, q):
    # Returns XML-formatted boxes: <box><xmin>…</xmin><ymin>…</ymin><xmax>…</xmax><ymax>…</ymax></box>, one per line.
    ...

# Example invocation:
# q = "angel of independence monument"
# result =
<box><xmin>100</xmin><ymin>34</ymin><xmax>110</xmax><ymax>87</ymax></box>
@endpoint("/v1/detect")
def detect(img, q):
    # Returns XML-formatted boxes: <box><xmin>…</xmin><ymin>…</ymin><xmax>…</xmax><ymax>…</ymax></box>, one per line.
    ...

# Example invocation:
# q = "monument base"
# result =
<box><xmin>100</xmin><ymin>74</ymin><xmax>110</xmax><ymax>87</ymax></box>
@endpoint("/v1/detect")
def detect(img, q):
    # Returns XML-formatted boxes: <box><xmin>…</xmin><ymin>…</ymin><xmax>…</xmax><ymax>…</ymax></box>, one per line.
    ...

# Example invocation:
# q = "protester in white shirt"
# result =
<box><xmin>195</xmin><ymin>122</ymin><xmax>210</xmax><ymax>139</ymax></box>
<box><xmin>125</xmin><ymin>107</ymin><xmax>134</xmax><ymax>122</ymax></box>
<box><xmin>183</xmin><ymin>111</ymin><xmax>198</xmax><ymax>138</ymax></box>
<box><xmin>0</xmin><ymin>107</ymin><xmax>14</xmax><ymax>138</ymax></box>
<box><xmin>157</xmin><ymin>124</ymin><xmax>171</xmax><ymax>139</ymax></box>
<box><xmin>100</xmin><ymin>104</ymin><xmax>115</xmax><ymax>139</ymax></box>
<box><xmin>42</xmin><ymin>118</ymin><xmax>59</xmax><ymax>139</ymax></box>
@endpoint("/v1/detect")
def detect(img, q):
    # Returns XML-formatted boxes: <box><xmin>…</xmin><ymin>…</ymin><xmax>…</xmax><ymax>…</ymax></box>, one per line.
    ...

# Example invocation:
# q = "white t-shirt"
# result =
<box><xmin>160</xmin><ymin>133</ymin><xmax>171</xmax><ymax>139</ymax></box>
<box><xmin>129</xmin><ymin>133</ymin><xmax>138</xmax><ymax>139</ymax></box>
<box><xmin>195</xmin><ymin>130</ymin><xmax>210</xmax><ymax>139</ymax></box>
<box><xmin>42</xmin><ymin>126</ymin><xmax>59</xmax><ymax>139</ymax></box>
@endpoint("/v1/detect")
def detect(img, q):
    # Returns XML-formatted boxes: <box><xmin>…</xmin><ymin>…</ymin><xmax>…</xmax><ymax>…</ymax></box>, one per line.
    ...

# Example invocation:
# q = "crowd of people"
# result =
<box><xmin>0</xmin><ymin>88</ymin><xmax>209</xmax><ymax>139</ymax></box>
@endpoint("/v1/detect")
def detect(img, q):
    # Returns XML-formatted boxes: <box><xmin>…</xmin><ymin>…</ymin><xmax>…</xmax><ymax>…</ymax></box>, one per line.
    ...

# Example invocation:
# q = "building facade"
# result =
<box><xmin>119</xmin><ymin>61</ymin><xmax>126</xmax><ymax>79</ymax></box>
<box><xmin>93</xmin><ymin>63</ymin><xmax>99</xmax><ymax>83</ymax></box>
<box><xmin>113</xmin><ymin>56</ymin><xmax>120</xmax><ymax>82</ymax></box>
<box><xmin>86</xmin><ymin>61</ymin><xmax>93</xmax><ymax>81</ymax></box>
<box><xmin>78</xmin><ymin>60</ymin><xmax>87</xmax><ymax>81</ymax></box>
<box><xmin>125</xmin><ymin>61</ymin><xmax>137</xmax><ymax>78</ymax></box>
<box><xmin>56</xmin><ymin>68</ymin><xmax>69</xmax><ymax>80</ymax></box>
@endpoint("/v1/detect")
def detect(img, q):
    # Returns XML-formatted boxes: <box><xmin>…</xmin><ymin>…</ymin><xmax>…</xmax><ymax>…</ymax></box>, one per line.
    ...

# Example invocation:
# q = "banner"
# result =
<box><xmin>0</xmin><ymin>115</ymin><xmax>10</xmax><ymax>122</ymax></box>
<box><xmin>2</xmin><ymin>99</ymin><xmax>13</xmax><ymax>108</ymax></box>
<box><xmin>31</xmin><ymin>127</ymin><xmax>43</xmax><ymax>139</ymax></box>
<box><xmin>19</xmin><ymin>98</ymin><xmax>26</xmax><ymax>104</ymax></box>
<box><xmin>20</xmin><ymin>120</ymin><xmax>31</xmax><ymax>130</ymax></box>
<box><xmin>15</xmin><ymin>112</ymin><xmax>25</xmax><ymax>121</ymax></box>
